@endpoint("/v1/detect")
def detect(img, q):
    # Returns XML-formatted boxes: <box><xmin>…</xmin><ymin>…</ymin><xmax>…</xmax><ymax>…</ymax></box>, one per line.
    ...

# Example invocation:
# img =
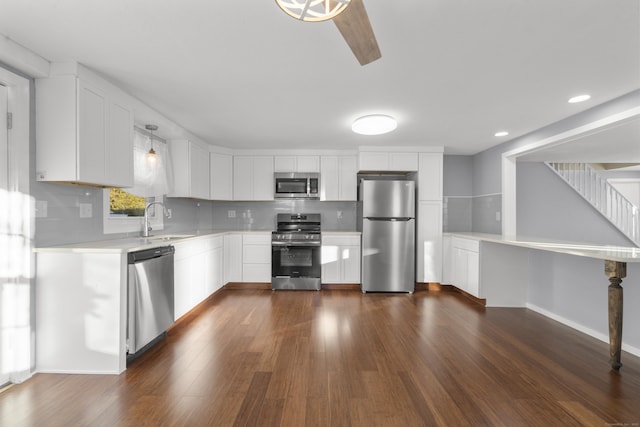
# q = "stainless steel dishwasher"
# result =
<box><xmin>127</xmin><ymin>245</ymin><xmax>175</xmax><ymax>356</ymax></box>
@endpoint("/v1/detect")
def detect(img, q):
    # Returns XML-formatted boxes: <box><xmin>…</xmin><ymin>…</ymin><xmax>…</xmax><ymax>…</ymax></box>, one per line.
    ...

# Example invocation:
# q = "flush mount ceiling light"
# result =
<box><xmin>494</xmin><ymin>131</ymin><xmax>509</xmax><ymax>137</ymax></box>
<box><xmin>352</xmin><ymin>114</ymin><xmax>397</xmax><ymax>135</ymax></box>
<box><xmin>275</xmin><ymin>0</ymin><xmax>351</xmax><ymax>22</ymax></box>
<box><xmin>568</xmin><ymin>94</ymin><xmax>591</xmax><ymax>103</ymax></box>
<box><xmin>145</xmin><ymin>124</ymin><xmax>158</xmax><ymax>165</ymax></box>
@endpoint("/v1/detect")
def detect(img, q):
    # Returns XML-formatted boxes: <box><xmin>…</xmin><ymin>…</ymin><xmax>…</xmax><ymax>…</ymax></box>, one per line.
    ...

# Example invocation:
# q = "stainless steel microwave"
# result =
<box><xmin>274</xmin><ymin>172</ymin><xmax>320</xmax><ymax>199</ymax></box>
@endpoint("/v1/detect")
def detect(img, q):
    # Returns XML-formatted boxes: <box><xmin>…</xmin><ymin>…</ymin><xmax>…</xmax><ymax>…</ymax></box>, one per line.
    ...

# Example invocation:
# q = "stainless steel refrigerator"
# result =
<box><xmin>359</xmin><ymin>179</ymin><xmax>415</xmax><ymax>293</ymax></box>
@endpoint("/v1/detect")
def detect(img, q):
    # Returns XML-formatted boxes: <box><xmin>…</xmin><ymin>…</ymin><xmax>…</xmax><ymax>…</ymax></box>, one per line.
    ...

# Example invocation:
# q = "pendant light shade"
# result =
<box><xmin>275</xmin><ymin>0</ymin><xmax>351</xmax><ymax>22</ymax></box>
<box><xmin>145</xmin><ymin>124</ymin><xmax>158</xmax><ymax>165</ymax></box>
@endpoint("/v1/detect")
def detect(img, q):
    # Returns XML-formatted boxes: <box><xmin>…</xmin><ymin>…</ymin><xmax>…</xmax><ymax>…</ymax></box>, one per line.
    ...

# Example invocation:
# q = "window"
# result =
<box><xmin>102</xmin><ymin>127</ymin><xmax>172</xmax><ymax>235</ymax></box>
<box><xmin>103</xmin><ymin>190</ymin><xmax>164</xmax><ymax>234</ymax></box>
<box><xmin>109</xmin><ymin>188</ymin><xmax>145</xmax><ymax>217</ymax></box>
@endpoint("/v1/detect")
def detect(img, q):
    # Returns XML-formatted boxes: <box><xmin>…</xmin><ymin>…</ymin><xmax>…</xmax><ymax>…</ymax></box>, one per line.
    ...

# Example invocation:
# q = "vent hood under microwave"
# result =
<box><xmin>274</xmin><ymin>173</ymin><xmax>320</xmax><ymax>199</ymax></box>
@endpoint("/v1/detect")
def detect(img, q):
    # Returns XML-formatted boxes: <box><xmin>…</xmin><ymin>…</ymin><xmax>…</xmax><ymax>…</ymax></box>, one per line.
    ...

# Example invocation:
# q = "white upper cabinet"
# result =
<box><xmin>358</xmin><ymin>151</ymin><xmax>418</xmax><ymax>172</ymax></box>
<box><xmin>233</xmin><ymin>156</ymin><xmax>274</xmax><ymax>200</ymax></box>
<box><xmin>210</xmin><ymin>152</ymin><xmax>233</xmax><ymax>200</ymax></box>
<box><xmin>320</xmin><ymin>155</ymin><xmax>357</xmax><ymax>201</ymax></box>
<box><xmin>418</xmin><ymin>153</ymin><xmax>443</xmax><ymax>201</ymax></box>
<box><xmin>168</xmin><ymin>139</ymin><xmax>210</xmax><ymax>199</ymax></box>
<box><xmin>36</xmin><ymin>75</ymin><xmax>133</xmax><ymax>187</ymax></box>
<box><xmin>274</xmin><ymin>155</ymin><xmax>320</xmax><ymax>172</ymax></box>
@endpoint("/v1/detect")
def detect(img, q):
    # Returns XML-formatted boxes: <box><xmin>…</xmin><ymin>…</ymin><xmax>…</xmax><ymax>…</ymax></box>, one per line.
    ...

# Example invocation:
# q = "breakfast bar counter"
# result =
<box><xmin>445</xmin><ymin>232</ymin><xmax>640</xmax><ymax>370</ymax></box>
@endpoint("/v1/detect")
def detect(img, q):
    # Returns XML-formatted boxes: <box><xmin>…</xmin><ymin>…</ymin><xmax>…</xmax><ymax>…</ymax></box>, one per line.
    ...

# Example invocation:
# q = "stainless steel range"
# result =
<box><xmin>272</xmin><ymin>213</ymin><xmax>322</xmax><ymax>290</ymax></box>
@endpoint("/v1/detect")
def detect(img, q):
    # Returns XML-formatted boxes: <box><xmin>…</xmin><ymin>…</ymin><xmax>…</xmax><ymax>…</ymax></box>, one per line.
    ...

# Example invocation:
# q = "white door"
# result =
<box><xmin>0</xmin><ymin>84</ymin><xmax>9</xmax><ymax>386</ymax></box>
<box><xmin>0</xmin><ymin>85</ymin><xmax>7</xmax><ymax>190</ymax></box>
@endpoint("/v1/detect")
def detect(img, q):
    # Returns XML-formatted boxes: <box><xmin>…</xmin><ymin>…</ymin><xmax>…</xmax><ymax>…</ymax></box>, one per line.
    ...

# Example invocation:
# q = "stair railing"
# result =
<box><xmin>546</xmin><ymin>162</ymin><xmax>640</xmax><ymax>247</ymax></box>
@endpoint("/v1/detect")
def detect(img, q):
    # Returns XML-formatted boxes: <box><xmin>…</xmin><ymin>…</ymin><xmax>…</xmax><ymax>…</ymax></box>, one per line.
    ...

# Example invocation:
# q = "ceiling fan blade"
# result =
<box><xmin>333</xmin><ymin>0</ymin><xmax>381</xmax><ymax>66</ymax></box>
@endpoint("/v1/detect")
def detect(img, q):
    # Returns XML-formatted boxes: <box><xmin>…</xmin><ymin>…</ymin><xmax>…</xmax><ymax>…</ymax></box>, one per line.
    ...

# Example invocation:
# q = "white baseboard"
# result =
<box><xmin>526</xmin><ymin>303</ymin><xmax>640</xmax><ymax>358</ymax></box>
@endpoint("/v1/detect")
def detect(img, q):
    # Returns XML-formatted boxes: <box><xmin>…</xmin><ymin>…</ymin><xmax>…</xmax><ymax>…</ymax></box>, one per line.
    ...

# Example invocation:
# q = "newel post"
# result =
<box><xmin>604</xmin><ymin>260</ymin><xmax>626</xmax><ymax>370</ymax></box>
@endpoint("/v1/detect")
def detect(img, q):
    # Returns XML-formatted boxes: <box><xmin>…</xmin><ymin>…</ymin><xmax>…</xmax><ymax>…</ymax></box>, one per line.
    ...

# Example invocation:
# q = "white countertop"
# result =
<box><xmin>35</xmin><ymin>229</ymin><xmax>360</xmax><ymax>254</ymax></box>
<box><xmin>446</xmin><ymin>232</ymin><xmax>640</xmax><ymax>263</ymax></box>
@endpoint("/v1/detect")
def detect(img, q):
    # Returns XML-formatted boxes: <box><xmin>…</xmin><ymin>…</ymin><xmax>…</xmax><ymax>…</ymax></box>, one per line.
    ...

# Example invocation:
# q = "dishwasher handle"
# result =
<box><xmin>128</xmin><ymin>245</ymin><xmax>175</xmax><ymax>263</ymax></box>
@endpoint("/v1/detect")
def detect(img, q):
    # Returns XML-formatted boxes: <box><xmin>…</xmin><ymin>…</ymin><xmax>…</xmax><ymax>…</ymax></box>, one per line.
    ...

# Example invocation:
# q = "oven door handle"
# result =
<box><xmin>272</xmin><ymin>241</ymin><xmax>321</xmax><ymax>247</ymax></box>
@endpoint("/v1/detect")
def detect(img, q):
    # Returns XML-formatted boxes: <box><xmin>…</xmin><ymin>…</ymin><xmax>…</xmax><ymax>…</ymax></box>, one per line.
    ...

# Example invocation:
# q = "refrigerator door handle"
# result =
<box><xmin>365</xmin><ymin>217</ymin><xmax>413</xmax><ymax>221</ymax></box>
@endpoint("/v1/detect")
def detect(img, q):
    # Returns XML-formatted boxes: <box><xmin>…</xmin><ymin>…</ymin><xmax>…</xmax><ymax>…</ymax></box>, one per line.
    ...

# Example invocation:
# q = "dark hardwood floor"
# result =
<box><xmin>2</xmin><ymin>288</ymin><xmax>640</xmax><ymax>426</ymax></box>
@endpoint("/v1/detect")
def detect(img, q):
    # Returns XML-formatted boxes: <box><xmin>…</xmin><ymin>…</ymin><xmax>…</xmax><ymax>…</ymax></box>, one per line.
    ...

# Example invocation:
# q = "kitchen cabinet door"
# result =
<box><xmin>252</xmin><ymin>156</ymin><xmax>275</xmax><ymax>200</ymax></box>
<box><xmin>169</xmin><ymin>140</ymin><xmax>210</xmax><ymax>199</ymax></box>
<box><xmin>339</xmin><ymin>156</ymin><xmax>357</xmax><ymax>201</ymax></box>
<box><xmin>389</xmin><ymin>152</ymin><xmax>418</xmax><ymax>171</ymax></box>
<box><xmin>77</xmin><ymin>80</ymin><xmax>107</xmax><ymax>185</ymax></box>
<box><xmin>107</xmin><ymin>99</ymin><xmax>134</xmax><ymax>187</ymax></box>
<box><xmin>233</xmin><ymin>156</ymin><xmax>274</xmax><ymax>200</ymax></box>
<box><xmin>320</xmin><ymin>155</ymin><xmax>357</xmax><ymax>201</ymax></box>
<box><xmin>450</xmin><ymin>237</ymin><xmax>480</xmax><ymax>297</ymax></box>
<box><xmin>210</xmin><ymin>152</ymin><xmax>233</xmax><ymax>200</ymax></box>
<box><xmin>418</xmin><ymin>153</ymin><xmax>443</xmax><ymax>201</ymax></box>
<box><xmin>416</xmin><ymin>201</ymin><xmax>442</xmax><ymax>283</ymax></box>
<box><xmin>359</xmin><ymin>152</ymin><xmax>388</xmax><ymax>171</ymax></box>
<box><xmin>224</xmin><ymin>233</ymin><xmax>243</xmax><ymax>283</ymax></box>
<box><xmin>320</xmin><ymin>156</ymin><xmax>340</xmax><ymax>200</ymax></box>
<box><xmin>190</xmin><ymin>142</ymin><xmax>210</xmax><ymax>199</ymax></box>
<box><xmin>233</xmin><ymin>157</ymin><xmax>253</xmax><ymax>200</ymax></box>
<box><xmin>242</xmin><ymin>232</ymin><xmax>271</xmax><ymax>282</ymax></box>
<box><xmin>274</xmin><ymin>156</ymin><xmax>296</xmax><ymax>172</ymax></box>
<box><xmin>275</xmin><ymin>155</ymin><xmax>319</xmax><ymax>172</ymax></box>
<box><xmin>322</xmin><ymin>234</ymin><xmax>361</xmax><ymax>284</ymax></box>
<box><xmin>36</xmin><ymin>74</ymin><xmax>134</xmax><ymax>187</ymax></box>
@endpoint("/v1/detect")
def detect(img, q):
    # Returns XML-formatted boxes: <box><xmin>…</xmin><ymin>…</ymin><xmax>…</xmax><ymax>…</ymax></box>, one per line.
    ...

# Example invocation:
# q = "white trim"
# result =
<box><xmin>501</xmin><ymin>106</ymin><xmax>640</xmax><ymax>237</ymax></box>
<box><xmin>0</xmin><ymin>35</ymin><xmax>50</xmax><ymax>78</ymax></box>
<box><xmin>527</xmin><ymin>303</ymin><xmax>640</xmax><ymax>358</ymax></box>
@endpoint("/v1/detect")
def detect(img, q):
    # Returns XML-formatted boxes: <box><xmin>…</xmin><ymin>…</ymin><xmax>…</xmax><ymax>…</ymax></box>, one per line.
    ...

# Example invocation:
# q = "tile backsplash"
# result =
<box><xmin>211</xmin><ymin>200</ymin><xmax>357</xmax><ymax>231</ymax></box>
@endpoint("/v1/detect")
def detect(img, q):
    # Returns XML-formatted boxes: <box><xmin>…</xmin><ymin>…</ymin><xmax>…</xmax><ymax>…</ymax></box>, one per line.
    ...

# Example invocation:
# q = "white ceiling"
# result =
<box><xmin>0</xmin><ymin>0</ymin><xmax>638</xmax><ymax>154</ymax></box>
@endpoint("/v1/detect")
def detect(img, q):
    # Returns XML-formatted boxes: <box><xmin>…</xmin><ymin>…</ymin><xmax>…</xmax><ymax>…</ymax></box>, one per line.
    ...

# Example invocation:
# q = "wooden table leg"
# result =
<box><xmin>604</xmin><ymin>260</ymin><xmax>626</xmax><ymax>370</ymax></box>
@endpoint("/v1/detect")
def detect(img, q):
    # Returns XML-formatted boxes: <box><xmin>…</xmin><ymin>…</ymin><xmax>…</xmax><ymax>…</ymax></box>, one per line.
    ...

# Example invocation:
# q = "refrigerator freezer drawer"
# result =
<box><xmin>362</xmin><ymin>218</ymin><xmax>415</xmax><ymax>292</ymax></box>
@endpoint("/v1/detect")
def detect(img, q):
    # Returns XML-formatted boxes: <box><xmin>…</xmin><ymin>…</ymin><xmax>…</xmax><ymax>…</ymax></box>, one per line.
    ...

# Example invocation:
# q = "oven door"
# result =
<box><xmin>272</xmin><ymin>242</ymin><xmax>321</xmax><ymax>279</ymax></box>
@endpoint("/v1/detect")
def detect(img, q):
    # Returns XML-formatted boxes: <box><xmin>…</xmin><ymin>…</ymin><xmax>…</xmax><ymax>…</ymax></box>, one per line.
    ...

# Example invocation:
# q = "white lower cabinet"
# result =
<box><xmin>224</xmin><ymin>233</ymin><xmax>243</xmax><ymax>283</ymax></box>
<box><xmin>173</xmin><ymin>235</ymin><xmax>224</xmax><ymax>320</ymax></box>
<box><xmin>450</xmin><ymin>237</ymin><xmax>480</xmax><ymax>297</ymax></box>
<box><xmin>242</xmin><ymin>233</ymin><xmax>272</xmax><ymax>282</ymax></box>
<box><xmin>321</xmin><ymin>234</ymin><xmax>361</xmax><ymax>284</ymax></box>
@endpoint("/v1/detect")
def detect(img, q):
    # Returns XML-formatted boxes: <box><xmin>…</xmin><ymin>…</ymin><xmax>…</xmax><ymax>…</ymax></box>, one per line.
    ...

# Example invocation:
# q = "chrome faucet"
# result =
<box><xmin>141</xmin><ymin>201</ymin><xmax>168</xmax><ymax>237</ymax></box>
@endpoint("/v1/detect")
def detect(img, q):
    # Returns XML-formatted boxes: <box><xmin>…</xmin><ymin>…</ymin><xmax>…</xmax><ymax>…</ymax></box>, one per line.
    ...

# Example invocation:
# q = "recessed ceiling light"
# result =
<box><xmin>352</xmin><ymin>115</ymin><xmax>397</xmax><ymax>135</ymax></box>
<box><xmin>568</xmin><ymin>94</ymin><xmax>591</xmax><ymax>103</ymax></box>
<box><xmin>494</xmin><ymin>131</ymin><xmax>509</xmax><ymax>137</ymax></box>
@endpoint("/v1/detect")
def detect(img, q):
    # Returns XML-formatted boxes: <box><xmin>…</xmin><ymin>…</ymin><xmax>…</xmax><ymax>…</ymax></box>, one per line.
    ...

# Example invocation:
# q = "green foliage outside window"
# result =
<box><xmin>109</xmin><ymin>188</ymin><xmax>146</xmax><ymax>217</ymax></box>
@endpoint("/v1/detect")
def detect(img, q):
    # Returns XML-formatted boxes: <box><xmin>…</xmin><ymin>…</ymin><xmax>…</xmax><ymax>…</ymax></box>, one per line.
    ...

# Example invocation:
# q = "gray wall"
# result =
<box><xmin>517</xmin><ymin>162</ymin><xmax>633</xmax><ymax>246</ymax></box>
<box><xmin>443</xmin><ymin>155</ymin><xmax>501</xmax><ymax>233</ymax></box>
<box><xmin>32</xmin><ymin>182</ymin><xmax>357</xmax><ymax>246</ymax></box>
<box><xmin>468</xmin><ymin>89</ymin><xmax>640</xmax><ymax>236</ymax></box>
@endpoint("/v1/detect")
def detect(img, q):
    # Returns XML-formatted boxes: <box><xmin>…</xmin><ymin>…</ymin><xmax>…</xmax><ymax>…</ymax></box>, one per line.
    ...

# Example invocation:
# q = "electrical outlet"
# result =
<box><xmin>228</xmin><ymin>210</ymin><xmax>236</xmax><ymax>218</ymax></box>
<box><xmin>495</xmin><ymin>211</ymin><xmax>501</xmax><ymax>221</ymax></box>
<box><xmin>35</xmin><ymin>200</ymin><xmax>48</xmax><ymax>218</ymax></box>
<box><xmin>79</xmin><ymin>203</ymin><xmax>92</xmax><ymax>218</ymax></box>
<box><xmin>166</xmin><ymin>209</ymin><xmax>172</xmax><ymax>219</ymax></box>
<box><xmin>337</xmin><ymin>210</ymin><xmax>343</xmax><ymax>219</ymax></box>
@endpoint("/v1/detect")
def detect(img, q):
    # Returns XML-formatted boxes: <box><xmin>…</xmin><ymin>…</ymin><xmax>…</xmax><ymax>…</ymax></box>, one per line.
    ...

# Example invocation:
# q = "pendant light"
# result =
<box><xmin>145</xmin><ymin>124</ymin><xmax>158</xmax><ymax>165</ymax></box>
